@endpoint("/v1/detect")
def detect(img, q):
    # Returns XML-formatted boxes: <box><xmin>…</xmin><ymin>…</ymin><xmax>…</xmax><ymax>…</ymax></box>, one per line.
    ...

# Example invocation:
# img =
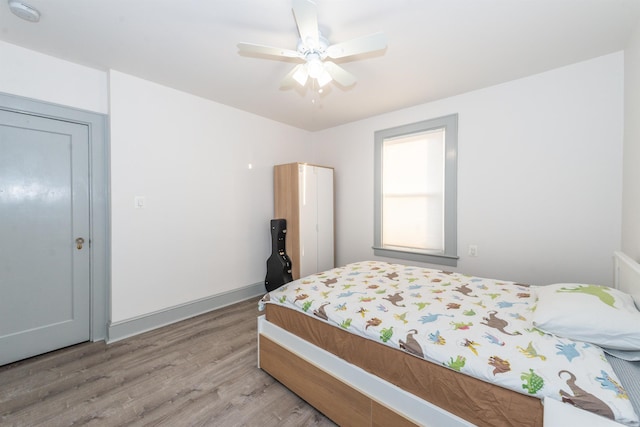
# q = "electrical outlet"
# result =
<box><xmin>468</xmin><ymin>245</ymin><xmax>478</xmax><ymax>257</ymax></box>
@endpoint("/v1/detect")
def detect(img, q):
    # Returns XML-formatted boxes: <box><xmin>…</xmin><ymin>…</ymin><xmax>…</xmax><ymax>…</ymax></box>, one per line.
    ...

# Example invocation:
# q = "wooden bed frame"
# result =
<box><xmin>257</xmin><ymin>252</ymin><xmax>640</xmax><ymax>426</ymax></box>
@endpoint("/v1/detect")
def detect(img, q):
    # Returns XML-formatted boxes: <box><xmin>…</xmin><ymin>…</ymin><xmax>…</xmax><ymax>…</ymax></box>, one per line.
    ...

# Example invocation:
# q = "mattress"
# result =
<box><xmin>261</xmin><ymin>261</ymin><xmax>640</xmax><ymax>426</ymax></box>
<box><xmin>264</xmin><ymin>303</ymin><xmax>542</xmax><ymax>426</ymax></box>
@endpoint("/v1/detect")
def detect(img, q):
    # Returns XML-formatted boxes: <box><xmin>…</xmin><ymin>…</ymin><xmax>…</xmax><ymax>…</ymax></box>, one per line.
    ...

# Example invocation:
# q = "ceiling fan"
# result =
<box><xmin>237</xmin><ymin>0</ymin><xmax>387</xmax><ymax>89</ymax></box>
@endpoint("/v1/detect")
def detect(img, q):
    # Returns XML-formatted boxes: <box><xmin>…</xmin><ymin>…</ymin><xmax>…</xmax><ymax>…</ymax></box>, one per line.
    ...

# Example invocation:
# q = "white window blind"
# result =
<box><xmin>374</xmin><ymin>114</ymin><xmax>458</xmax><ymax>266</ymax></box>
<box><xmin>382</xmin><ymin>129</ymin><xmax>444</xmax><ymax>251</ymax></box>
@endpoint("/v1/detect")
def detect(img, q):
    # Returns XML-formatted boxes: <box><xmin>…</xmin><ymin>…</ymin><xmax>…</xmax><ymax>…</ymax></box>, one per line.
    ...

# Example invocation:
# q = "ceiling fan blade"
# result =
<box><xmin>281</xmin><ymin>64</ymin><xmax>308</xmax><ymax>88</ymax></box>
<box><xmin>292</xmin><ymin>0</ymin><xmax>319</xmax><ymax>50</ymax></box>
<box><xmin>326</xmin><ymin>32</ymin><xmax>388</xmax><ymax>59</ymax></box>
<box><xmin>237</xmin><ymin>42</ymin><xmax>301</xmax><ymax>59</ymax></box>
<box><xmin>323</xmin><ymin>61</ymin><xmax>356</xmax><ymax>87</ymax></box>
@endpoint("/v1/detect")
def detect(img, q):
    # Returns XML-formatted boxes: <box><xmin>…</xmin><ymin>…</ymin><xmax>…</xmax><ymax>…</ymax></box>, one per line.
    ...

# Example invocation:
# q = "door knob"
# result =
<box><xmin>75</xmin><ymin>237</ymin><xmax>85</xmax><ymax>250</ymax></box>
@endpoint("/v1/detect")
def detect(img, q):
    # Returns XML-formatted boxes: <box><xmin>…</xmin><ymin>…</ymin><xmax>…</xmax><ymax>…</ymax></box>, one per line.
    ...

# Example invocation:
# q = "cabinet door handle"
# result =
<box><xmin>75</xmin><ymin>237</ymin><xmax>85</xmax><ymax>250</ymax></box>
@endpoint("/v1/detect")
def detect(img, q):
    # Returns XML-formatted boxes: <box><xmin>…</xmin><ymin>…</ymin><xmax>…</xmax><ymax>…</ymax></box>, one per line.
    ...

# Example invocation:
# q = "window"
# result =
<box><xmin>373</xmin><ymin>114</ymin><xmax>458</xmax><ymax>266</ymax></box>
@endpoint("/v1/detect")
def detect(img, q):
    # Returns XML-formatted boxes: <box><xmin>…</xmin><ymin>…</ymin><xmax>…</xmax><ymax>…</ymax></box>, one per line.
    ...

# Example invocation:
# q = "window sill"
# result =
<box><xmin>372</xmin><ymin>246</ymin><xmax>458</xmax><ymax>267</ymax></box>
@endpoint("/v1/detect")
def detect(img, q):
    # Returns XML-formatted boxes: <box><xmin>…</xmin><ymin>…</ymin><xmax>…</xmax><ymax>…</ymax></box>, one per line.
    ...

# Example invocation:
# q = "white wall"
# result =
<box><xmin>0</xmin><ymin>41</ymin><xmax>108</xmax><ymax>114</ymax></box>
<box><xmin>312</xmin><ymin>53</ymin><xmax>624</xmax><ymax>286</ymax></box>
<box><xmin>622</xmin><ymin>22</ymin><xmax>640</xmax><ymax>260</ymax></box>
<box><xmin>109</xmin><ymin>71</ymin><xmax>311</xmax><ymax>322</ymax></box>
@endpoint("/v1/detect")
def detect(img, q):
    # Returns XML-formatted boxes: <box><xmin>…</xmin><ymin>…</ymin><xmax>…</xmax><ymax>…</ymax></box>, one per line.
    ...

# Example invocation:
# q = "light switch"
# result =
<box><xmin>135</xmin><ymin>196</ymin><xmax>145</xmax><ymax>209</ymax></box>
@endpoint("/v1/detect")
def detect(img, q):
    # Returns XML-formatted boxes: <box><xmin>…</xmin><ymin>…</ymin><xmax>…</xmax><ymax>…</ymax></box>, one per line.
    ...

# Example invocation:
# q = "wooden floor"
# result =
<box><xmin>0</xmin><ymin>297</ymin><xmax>336</xmax><ymax>426</ymax></box>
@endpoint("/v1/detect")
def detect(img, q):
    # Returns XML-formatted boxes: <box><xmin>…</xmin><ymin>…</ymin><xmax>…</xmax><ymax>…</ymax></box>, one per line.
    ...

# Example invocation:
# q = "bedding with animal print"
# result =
<box><xmin>260</xmin><ymin>261</ymin><xmax>639</xmax><ymax>426</ymax></box>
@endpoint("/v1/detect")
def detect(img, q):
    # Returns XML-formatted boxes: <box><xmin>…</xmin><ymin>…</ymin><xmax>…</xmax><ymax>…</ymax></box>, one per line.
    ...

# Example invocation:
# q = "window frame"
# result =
<box><xmin>373</xmin><ymin>114</ymin><xmax>459</xmax><ymax>267</ymax></box>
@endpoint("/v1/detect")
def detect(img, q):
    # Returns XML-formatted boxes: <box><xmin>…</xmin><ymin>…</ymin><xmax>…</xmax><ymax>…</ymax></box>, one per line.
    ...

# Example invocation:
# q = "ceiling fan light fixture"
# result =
<box><xmin>306</xmin><ymin>55</ymin><xmax>324</xmax><ymax>79</ymax></box>
<box><xmin>299</xmin><ymin>54</ymin><xmax>332</xmax><ymax>88</ymax></box>
<box><xmin>316</xmin><ymin>69</ymin><xmax>332</xmax><ymax>87</ymax></box>
<box><xmin>292</xmin><ymin>66</ymin><xmax>309</xmax><ymax>86</ymax></box>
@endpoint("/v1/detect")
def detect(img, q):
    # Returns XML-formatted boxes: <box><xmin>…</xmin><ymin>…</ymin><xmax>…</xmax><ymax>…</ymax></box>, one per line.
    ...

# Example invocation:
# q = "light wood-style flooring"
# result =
<box><xmin>0</xmin><ymin>297</ymin><xmax>336</xmax><ymax>426</ymax></box>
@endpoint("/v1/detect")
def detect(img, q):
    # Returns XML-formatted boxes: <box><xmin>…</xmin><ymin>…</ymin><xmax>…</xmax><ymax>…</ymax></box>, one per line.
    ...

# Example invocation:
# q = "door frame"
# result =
<box><xmin>0</xmin><ymin>91</ymin><xmax>109</xmax><ymax>342</ymax></box>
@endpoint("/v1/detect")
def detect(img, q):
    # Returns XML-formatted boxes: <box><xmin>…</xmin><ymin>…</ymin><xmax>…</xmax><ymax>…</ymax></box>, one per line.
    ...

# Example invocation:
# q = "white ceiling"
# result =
<box><xmin>2</xmin><ymin>0</ymin><xmax>639</xmax><ymax>131</ymax></box>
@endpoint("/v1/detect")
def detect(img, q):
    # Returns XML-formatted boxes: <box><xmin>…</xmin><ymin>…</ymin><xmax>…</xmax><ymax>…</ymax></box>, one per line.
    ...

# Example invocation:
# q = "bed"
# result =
<box><xmin>257</xmin><ymin>252</ymin><xmax>640</xmax><ymax>426</ymax></box>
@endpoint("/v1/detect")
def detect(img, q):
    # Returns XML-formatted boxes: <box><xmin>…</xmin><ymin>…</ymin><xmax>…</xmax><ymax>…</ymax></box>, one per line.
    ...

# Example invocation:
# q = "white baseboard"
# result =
<box><xmin>107</xmin><ymin>282</ymin><xmax>265</xmax><ymax>343</ymax></box>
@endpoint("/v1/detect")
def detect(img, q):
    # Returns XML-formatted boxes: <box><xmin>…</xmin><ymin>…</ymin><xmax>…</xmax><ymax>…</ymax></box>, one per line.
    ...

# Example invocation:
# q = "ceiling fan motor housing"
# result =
<box><xmin>297</xmin><ymin>34</ymin><xmax>330</xmax><ymax>59</ymax></box>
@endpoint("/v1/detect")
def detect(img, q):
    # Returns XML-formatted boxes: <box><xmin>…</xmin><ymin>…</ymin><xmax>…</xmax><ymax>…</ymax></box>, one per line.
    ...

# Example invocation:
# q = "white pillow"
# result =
<box><xmin>532</xmin><ymin>283</ymin><xmax>640</xmax><ymax>350</ymax></box>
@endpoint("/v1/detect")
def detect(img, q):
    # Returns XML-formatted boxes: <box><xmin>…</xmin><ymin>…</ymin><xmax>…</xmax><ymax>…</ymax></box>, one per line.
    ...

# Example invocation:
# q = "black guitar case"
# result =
<box><xmin>265</xmin><ymin>218</ymin><xmax>293</xmax><ymax>292</ymax></box>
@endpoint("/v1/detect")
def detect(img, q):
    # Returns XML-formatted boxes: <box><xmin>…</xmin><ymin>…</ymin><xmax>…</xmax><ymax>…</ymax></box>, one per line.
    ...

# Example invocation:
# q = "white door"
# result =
<box><xmin>315</xmin><ymin>167</ymin><xmax>334</xmax><ymax>272</ymax></box>
<box><xmin>0</xmin><ymin>109</ymin><xmax>90</xmax><ymax>366</ymax></box>
<box><xmin>298</xmin><ymin>165</ymin><xmax>334</xmax><ymax>278</ymax></box>
<box><xmin>298</xmin><ymin>164</ymin><xmax>318</xmax><ymax>278</ymax></box>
